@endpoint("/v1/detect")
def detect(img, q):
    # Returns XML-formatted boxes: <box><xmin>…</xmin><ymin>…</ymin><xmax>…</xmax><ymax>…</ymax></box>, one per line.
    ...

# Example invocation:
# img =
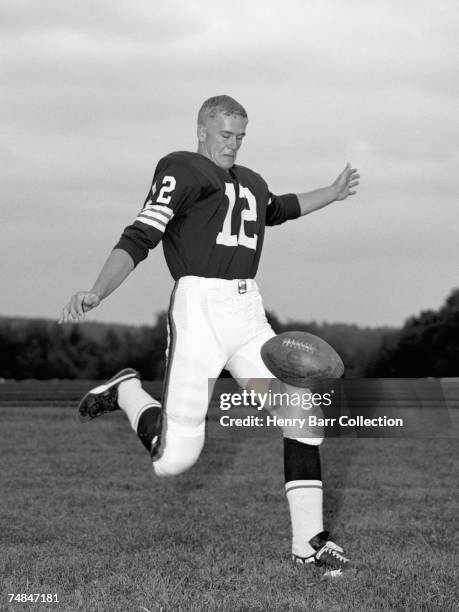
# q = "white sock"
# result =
<box><xmin>117</xmin><ymin>378</ymin><xmax>161</xmax><ymax>431</ymax></box>
<box><xmin>286</xmin><ymin>480</ymin><xmax>323</xmax><ymax>557</ymax></box>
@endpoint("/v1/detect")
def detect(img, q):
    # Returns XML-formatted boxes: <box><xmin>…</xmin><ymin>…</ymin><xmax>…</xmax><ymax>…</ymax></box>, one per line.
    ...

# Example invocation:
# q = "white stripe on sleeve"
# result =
<box><xmin>143</xmin><ymin>204</ymin><xmax>173</xmax><ymax>219</ymax></box>
<box><xmin>135</xmin><ymin>215</ymin><xmax>166</xmax><ymax>232</ymax></box>
<box><xmin>140</xmin><ymin>210</ymin><xmax>172</xmax><ymax>224</ymax></box>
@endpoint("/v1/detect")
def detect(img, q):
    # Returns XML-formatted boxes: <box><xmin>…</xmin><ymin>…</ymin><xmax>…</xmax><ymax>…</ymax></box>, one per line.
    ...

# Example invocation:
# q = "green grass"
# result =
<box><xmin>0</xmin><ymin>405</ymin><xmax>457</xmax><ymax>611</ymax></box>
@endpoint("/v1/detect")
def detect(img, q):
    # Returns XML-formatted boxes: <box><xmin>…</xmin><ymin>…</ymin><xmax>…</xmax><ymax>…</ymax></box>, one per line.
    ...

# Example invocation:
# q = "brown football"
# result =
<box><xmin>261</xmin><ymin>331</ymin><xmax>344</xmax><ymax>387</ymax></box>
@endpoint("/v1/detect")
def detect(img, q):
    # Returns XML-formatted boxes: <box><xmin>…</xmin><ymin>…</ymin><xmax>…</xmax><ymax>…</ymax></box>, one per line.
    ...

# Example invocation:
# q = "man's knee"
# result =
<box><xmin>152</xmin><ymin>417</ymin><xmax>205</xmax><ymax>478</ymax></box>
<box><xmin>153</xmin><ymin>454</ymin><xmax>200</xmax><ymax>477</ymax></box>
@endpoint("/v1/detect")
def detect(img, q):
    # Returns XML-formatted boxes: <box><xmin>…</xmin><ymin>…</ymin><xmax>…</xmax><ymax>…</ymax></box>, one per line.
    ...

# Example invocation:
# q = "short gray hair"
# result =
<box><xmin>197</xmin><ymin>95</ymin><xmax>248</xmax><ymax>126</ymax></box>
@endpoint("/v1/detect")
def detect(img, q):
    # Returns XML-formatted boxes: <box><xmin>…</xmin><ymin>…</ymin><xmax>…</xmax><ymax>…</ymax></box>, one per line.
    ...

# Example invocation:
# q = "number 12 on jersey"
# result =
<box><xmin>216</xmin><ymin>183</ymin><xmax>258</xmax><ymax>250</ymax></box>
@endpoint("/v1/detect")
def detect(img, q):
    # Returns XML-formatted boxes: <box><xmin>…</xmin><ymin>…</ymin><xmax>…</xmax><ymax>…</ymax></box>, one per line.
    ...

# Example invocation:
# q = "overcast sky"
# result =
<box><xmin>1</xmin><ymin>0</ymin><xmax>458</xmax><ymax>328</ymax></box>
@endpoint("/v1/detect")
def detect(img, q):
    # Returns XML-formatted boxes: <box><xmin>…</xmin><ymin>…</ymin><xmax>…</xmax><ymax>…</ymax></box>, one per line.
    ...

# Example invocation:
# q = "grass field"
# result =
<box><xmin>0</xmin><ymin>397</ymin><xmax>457</xmax><ymax>611</ymax></box>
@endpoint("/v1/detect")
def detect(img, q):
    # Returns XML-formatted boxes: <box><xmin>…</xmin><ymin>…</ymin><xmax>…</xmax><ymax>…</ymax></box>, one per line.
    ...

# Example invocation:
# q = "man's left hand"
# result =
<box><xmin>332</xmin><ymin>163</ymin><xmax>360</xmax><ymax>201</ymax></box>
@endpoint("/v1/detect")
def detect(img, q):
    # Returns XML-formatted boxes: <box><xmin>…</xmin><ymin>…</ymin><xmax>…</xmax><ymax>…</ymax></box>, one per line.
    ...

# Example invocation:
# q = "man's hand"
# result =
<box><xmin>332</xmin><ymin>163</ymin><xmax>360</xmax><ymax>201</ymax></box>
<box><xmin>296</xmin><ymin>162</ymin><xmax>360</xmax><ymax>216</ymax></box>
<box><xmin>59</xmin><ymin>291</ymin><xmax>101</xmax><ymax>323</ymax></box>
<box><xmin>58</xmin><ymin>249</ymin><xmax>135</xmax><ymax>324</ymax></box>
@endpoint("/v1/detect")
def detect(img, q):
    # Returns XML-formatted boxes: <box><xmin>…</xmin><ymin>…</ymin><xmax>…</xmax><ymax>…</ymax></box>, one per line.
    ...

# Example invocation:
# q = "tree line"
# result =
<box><xmin>367</xmin><ymin>289</ymin><xmax>459</xmax><ymax>377</ymax></box>
<box><xmin>0</xmin><ymin>289</ymin><xmax>457</xmax><ymax>380</ymax></box>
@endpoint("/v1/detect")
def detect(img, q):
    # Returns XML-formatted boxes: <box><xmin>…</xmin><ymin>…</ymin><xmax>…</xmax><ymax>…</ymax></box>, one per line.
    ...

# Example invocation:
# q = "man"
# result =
<box><xmin>61</xmin><ymin>95</ymin><xmax>359</xmax><ymax>578</ymax></box>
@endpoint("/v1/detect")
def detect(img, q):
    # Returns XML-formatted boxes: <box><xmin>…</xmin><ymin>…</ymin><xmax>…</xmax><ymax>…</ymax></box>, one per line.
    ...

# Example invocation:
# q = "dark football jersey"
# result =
<box><xmin>115</xmin><ymin>151</ymin><xmax>300</xmax><ymax>280</ymax></box>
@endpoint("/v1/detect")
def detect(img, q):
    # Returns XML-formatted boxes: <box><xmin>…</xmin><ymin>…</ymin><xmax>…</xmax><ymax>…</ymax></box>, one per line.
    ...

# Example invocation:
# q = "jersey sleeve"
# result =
<box><xmin>265</xmin><ymin>193</ymin><xmax>301</xmax><ymax>226</ymax></box>
<box><xmin>114</xmin><ymin>159</ymin><xmax>195</xmax><ymax>266</ymax></box>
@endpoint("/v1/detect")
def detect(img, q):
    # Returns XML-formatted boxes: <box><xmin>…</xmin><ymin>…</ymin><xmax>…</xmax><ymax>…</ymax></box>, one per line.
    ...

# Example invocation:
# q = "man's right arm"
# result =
<box><xmin>60</xmin><ymin>156</ymin><xmax>193</xmax><ymax>324</ymax></box>
<box><xmin>59</xmin><ymin>248</ymin><xmax>134</xmax><ymax>323</ymax></box>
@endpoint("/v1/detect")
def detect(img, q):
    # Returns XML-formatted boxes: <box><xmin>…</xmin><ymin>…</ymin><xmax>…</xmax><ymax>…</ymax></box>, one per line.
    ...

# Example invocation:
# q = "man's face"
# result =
<box><xmin>198</xmin><ymin>112</ymin><xmax>248</xmax><ymax>170</ymax></box>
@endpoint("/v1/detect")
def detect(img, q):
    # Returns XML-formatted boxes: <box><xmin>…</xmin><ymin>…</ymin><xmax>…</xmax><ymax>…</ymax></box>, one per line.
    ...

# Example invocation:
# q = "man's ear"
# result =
<box><xmin>197</xmin><ymin>124</ymin><xmax>206</xmax><ymax>142</ymax></box>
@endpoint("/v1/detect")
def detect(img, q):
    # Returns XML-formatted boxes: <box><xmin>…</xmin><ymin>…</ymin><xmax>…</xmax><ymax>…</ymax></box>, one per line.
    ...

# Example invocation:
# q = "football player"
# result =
<box><xmin>60</xmin><ymin>95</ymin><xmax>359</xmax><ymax>578</ymax></box>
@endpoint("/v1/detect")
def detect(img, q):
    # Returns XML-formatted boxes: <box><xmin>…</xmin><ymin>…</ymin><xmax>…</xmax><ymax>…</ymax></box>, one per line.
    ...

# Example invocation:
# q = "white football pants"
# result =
<box><xmin>153</xmin><ymin>276</ymin><xmax>322</xmax><ymax>477</ymax></box>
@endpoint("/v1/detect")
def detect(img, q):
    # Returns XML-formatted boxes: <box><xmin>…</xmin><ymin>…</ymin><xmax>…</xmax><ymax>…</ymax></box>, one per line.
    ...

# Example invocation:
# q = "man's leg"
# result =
<box><xmin>78</xmin><ymin>280</ymin><xmax>226</xmax><ymax>478</ymax></box>
<box><xmin>226</xmin><ymin>330</ymin><xmax>346</xmax><ymax>563</ymax></box>
<box><xmin>122</xmin><ymin>281</ymin><xmax>226</xmax><ymax>477</ymax></box>
<box><xmin>150</xmin><ymin>316</ymin><xmax>225</xmax><ymax>477</ymax></box>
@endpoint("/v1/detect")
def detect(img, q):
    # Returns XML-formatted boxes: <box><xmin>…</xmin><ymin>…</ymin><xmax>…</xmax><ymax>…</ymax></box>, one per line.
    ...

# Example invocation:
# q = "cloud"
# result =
<box><xmin>0</xmin><ymin>0</ymin><xmax>201</xmax><ymax>41</ymax></box>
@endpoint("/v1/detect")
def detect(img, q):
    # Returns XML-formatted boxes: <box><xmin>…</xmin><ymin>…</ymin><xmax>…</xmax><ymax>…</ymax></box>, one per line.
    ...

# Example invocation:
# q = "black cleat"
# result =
<box><xmin>77</xmin><ymin>368</ymin><xmax>139</xmax><ymax>423</ymax></box>
<box><xmin>292</xmin><ymin>531</ymin><xmax>351</xmax><ymax>579</ymax></box>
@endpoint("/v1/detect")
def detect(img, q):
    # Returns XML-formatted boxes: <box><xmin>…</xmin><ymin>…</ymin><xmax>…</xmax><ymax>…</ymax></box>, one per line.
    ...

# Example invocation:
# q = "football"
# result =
<box><xmin>261</xmin><ymin>331</ymin><xmax>344</xmax><ymax>386</ymax></box>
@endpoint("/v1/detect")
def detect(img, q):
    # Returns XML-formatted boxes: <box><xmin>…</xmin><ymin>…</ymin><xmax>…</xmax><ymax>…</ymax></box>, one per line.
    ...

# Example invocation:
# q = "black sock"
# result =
<box><xmin>284</xmin><ymin>437</ymin><xmax>321</xmax><ymax>482</ymax></box>
<box><xmin>137</xmin><ymin>406</ymin><xmax>162</xmax><ymax>452</ymax></box>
